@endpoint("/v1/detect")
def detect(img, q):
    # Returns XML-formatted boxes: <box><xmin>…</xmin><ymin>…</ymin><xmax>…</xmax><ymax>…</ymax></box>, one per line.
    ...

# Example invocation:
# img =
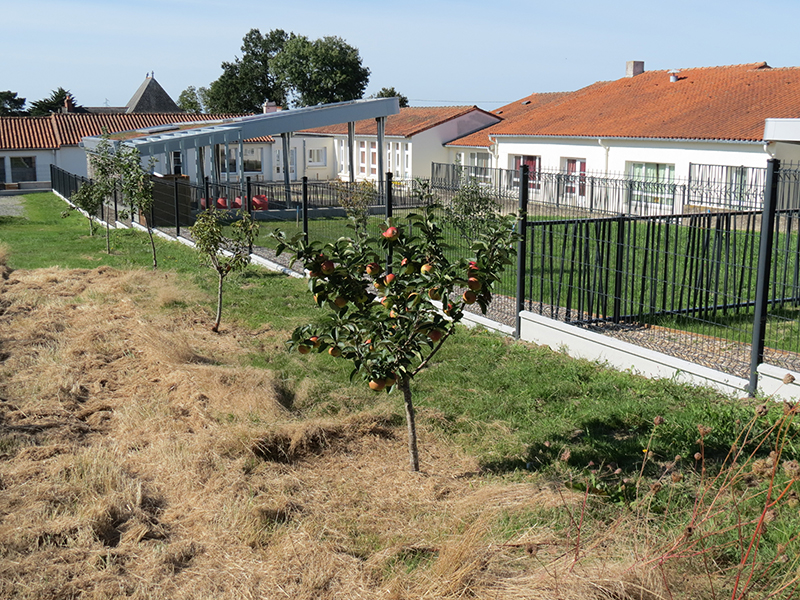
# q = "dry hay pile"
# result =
<box><xmin>0</xmin><ymin>263</ymin><xmax>670</xmax><ymax>600</ymax></box>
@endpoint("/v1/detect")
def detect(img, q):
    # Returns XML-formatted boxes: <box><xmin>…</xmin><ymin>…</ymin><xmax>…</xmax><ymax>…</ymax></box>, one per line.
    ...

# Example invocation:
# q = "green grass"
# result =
<box><xmin>2</xmin><ymin>192</ymin><xmax>792</xmax><ymax>476</ymax></box>
<box><xmin>4</xmin><ymin>192</ymin><xmax>800</xmax><ymax>598</ymax></box>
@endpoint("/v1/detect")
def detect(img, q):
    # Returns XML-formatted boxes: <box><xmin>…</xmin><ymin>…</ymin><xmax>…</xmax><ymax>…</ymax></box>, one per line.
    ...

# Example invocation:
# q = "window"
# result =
<box><xmin>307</xmin><ymin>147</ymin><xmax>326</xmax><ymax>167</ymax></box>
<box><xmin>218</xmin><ymin>148</ymin><xmax>236</xmax><ymax>174</ymax></box>
<box><xmin>10</xmin><ymin>156</ymin><xmax>35</xmax><ymax>182</ymax></box>
<box><xmin>243</xmin><ymin>147</ymin><xmax>262</xmax><ymax>172</ymax></box>
<box><xmin>171</xmin><ymin>151</ymin><xmax>183</xmax><ymax>176</ymax></box>
<box><xmin>359</xmin><ymin>141</ymin><xmax>366</xmax><ymax>174</ymax></box>
<box><xmin>404</xmin><ymin>143</ymin><xmax>410</xmax><ymax>179</ymax></box>
<box><xmin>370</xmin><ymin>142</ymin><xmax>377</xmax><ymax>175</ymax></box>
<box><xmin>0</xmin><ymin>157</ymin><xmax>6</xmax><ymax>184</ymax></box>
<box><xmin>394</xmin><ymin>142</ymin><xmax>401</xmax><ymax>177</ymax></box>
<box><xmin>564</xmin><ymin>158</ymin><xmax>586</xmax><ymax>196</ymax></box>
<box><xmin>628</xmin><ymin>161</ymin><xmax>675</xmax><ymax>204</ymax></box>
<box><xmin>469</xmin><ymin>152</ymin><xmax>492</xmax><ymax>182</ymax></box>
<box><xmin>338</xmin><ymin>140</ymin><xmax>348</xmax><ymax>173</ymax></box>
<box><xmin>513</xmin><ymin>155</ymin><xmax>541</xmax><ymax>189</ymax></box>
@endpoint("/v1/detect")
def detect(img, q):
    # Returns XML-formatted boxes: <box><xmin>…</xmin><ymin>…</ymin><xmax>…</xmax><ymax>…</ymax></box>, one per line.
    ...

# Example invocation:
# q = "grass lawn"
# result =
<box><xmin>2</xmin><ymin>192</ymin><xmax>799</xmax><ymax>599</ymax></box>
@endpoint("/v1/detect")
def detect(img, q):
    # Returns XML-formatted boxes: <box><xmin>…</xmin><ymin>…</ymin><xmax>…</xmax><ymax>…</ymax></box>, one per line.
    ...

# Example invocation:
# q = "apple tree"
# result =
<box><xmin>274</xmin><ymin>206</ymin><xmax>517</xmax><ymax>471</ymax></box>
<box><xmin>190</xmin><ymin>208</ymin><xmax>258</xmax><ymax>333</ymax></box>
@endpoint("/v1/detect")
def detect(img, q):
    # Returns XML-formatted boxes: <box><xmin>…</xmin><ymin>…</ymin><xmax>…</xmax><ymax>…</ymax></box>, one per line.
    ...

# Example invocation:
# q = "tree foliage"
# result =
<box><xmin>275</xmin><ymin>207</ymin><xmax>518</xmax><ymax>471</ymax></box>
<box><xmin>203</xmin><ymin>29</ymin><xmax>370</xmax><ymax>112</ymax></box>
<box><xmin>116</xmin><ymin>145</ymin><xmax>158</xmax><ymax>268</ymax></box>
<box><xmin>29</xmin><ymin>87</ymin><xmax>79</xmax><ymax>115</ymax></box>
<box><xmin>177</xmin><ymin>86</ymin><xmax>205</xmax><ymax>114</ymax></box>
<box><xmin>444</xmin><ymin>181</ymin><xmax>501</xmax><ymax>238</ymax></box>
<box><xmin>0</xmin><ymin>91</ymin><xmax>26</xmax><ymax>116</ymax></box>
<box><xmin>272</xmin><ymin>35</ymin><xmax>370</xmax><ymax>107</ymax></box>
<box><xmin>190</xmin><ymin>209</ymin><xmax>258</xmax><ymax>332</ymax></box>
<box><xmin>204</xmin><ymin>28</ymin><xmax>290</xmax><ymax>113</ymax></box>
<box><xmin>373</xmin><ymin>87</ymin><xmax>409</xmax><ymax>108</ymax></box>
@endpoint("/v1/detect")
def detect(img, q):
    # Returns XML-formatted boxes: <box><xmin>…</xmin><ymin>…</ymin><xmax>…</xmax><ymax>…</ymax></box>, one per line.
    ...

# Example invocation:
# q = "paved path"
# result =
<box><xmin>0</xmin><ymin>195</ymin><xmax>25</xmax><ymax>218</ymax></box>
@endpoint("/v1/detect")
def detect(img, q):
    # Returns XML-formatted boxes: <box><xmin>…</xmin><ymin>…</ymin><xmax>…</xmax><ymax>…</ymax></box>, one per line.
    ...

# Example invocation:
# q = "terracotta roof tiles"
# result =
<box><xmin>0</xmin><ymin>113</ymin><xmax>266</xmax><ymax>151</ymax></box>
<box><xmin>485</xmin><ymin>62</ymin><xmax>800</xmax><ymax>142</ymax></box>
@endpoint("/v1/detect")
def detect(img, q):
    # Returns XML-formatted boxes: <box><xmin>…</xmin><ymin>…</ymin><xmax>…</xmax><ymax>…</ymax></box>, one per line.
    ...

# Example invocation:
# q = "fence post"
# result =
<box><xmin>386</xmin><ymin>172</ymin><xmax>394</xmax><ymax>273</ymax></box>
<box><xmin>302</xmin><ymin>176</ymin><xmax>308</xmax><ymax>243</ymax></box>
<box><xmin>173</xmin><ymin>176</ymin><xmax>180</xmax><ymax>237</ymax></box>
<box><xmin>515</xmin><ymin>165</ymin><xmax>529</xmax><ymax>338</ymax></box>
<box><xmin>613</xmin><ymin>216</ymin><xmax>625</xmax><ymax>324</ymax></box>
<box><xmin>246</xmin><ymin>176</ymin><xmax>252</xmax><ymax>215</ymax></box>
<box><xmin>204</xmin><ymin>177</ymin><xmax>210</xmax><ymax>211</ymax></box>
<box><xmin>748</xmin><ymin>158</ymin><xmax>781</xmax><ymax>396</ymax></box>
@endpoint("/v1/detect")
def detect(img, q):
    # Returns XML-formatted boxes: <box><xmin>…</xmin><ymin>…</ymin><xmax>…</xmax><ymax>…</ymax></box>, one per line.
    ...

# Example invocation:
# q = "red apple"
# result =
<box><xmin>298</xmin><ymin>344</ymin><xmax>311</xmax><ymax>354</ymax></box>
<box><xmin>321</xmin><ymin>260</ymin><xmax>335</xmax><ymax>275</ymax></box>
<box><xmin>463</xmin><ymin>290</ymin><xmax>477</xmax><ymax>304</ymax></box>
<box><xmin>468</xmin><ymin>261</ymin><xmax>479</xmax><ymax>273</ymax></box>
<box><xmin>420</xmin><ymin>263</ymin><xmax>434</xmax><ymax>275</ymax></box>
<box><xmin>443</xmin><ymin>302</ymin><xmax>455</xmax><ymax>316</ymax></box>
<box><xmin>467</xmin><ymin>277</ymin><xmax>482</xmax><ymax>291</ymax></box>
<box><xmin>384</xmin><ymin>273</ymin><xmax>396</xmax><ymax>285</ymax></box>
<box><xmin>369</xmin><ymin>378</ymin><xmax>387</xmax><ymax>391</ymax></box>
<box><xmin>333</xmin><ymin>296</ymin><xmax>348</xmax><ymax>308</ymax></box>
<box><xmin>374</xmin><ymin>279</ymin><xmax>385</xmax><ymax>291</ymax></box>
<box><xmin>383</xmin><ymin>226</ymin><xmax>399</xmax><ymax>241</ymax></box>
<box><xmin>427</xmin><ymin>329</ymin><xmax>443</xmax><ymax>342</ymax></box>
<box><xmin>366</xmin><ymin>262</ymin><xmax>382</xmax><ymax>276</ymax></box>
<box><xmin>328</xmin><ymin>346</ymin><xmax>342</xmax><ymax>357</ymax></box>
<box><xmin>309</xmin><ymin>336</ymin><xmax>321</xmax><ymax>348</ymax></box>
<box><xmin>428</xmin><ymin>288</ymin><xmax>442</xmax><ymax>301</ymax></box>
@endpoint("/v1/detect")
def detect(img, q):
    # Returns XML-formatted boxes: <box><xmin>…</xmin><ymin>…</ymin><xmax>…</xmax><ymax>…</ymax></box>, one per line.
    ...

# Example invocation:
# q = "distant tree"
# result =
<box><xmin>29</xmin><ymin>87</ymin><xmax>79</xmax><ymax>115</ymax></box>
<box><xmin>373</xmin><ymin>87</ymin><xmax>409</xmax><ymax>108</ymax></box>
<box><xmin>177</xmin><ymin>86</ymin><xmax>204</xmax><ymax>113</ymax></box>
<box><xmin>0</xmin><ymin>91</ymin><xmax>26</xmax><ymax>116</ymax></box>
<box><xmin>204</xmin><ymin>28</ymin><xmax>290</xmax><ymax>113</ymax></box>
<box><xmin>190</xmin><ymin>209</ymin><xmax>258</xmax><ymax>332</ymax></box>
<box><xmin>272</xmin><ymin>35</ymin><xmax>370</xmax><ymax>107</ymax></box>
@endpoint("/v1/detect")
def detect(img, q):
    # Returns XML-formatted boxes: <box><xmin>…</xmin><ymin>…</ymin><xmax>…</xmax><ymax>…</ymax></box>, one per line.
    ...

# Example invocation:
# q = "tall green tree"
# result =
<box><xmin>373</xmin><ymin>87</ymin><xmax>409</xmax><ymax>108</ymax></box>
<box><xmin>176</xmin><ymin>86</ymin><xmax>204</xmax><ymax>114</ymax></box>
<box><xmin>272</xmin><ymin>35</ymin><xmax>370</xmax><ymax>107</ymax></box>
<box><xmin>29</xmin><ymin>87</ymin><xmax>79</xmax><ymax>115</ymax></box>
<box><xmin>0</xmin><ymin>91</ymin><xmax>26</xmax><ymax>116</ymax></box>
<box><xmin>204</xmin><ymin>28</ymin><xmax>290</xmax><ymax>113</ymax></box>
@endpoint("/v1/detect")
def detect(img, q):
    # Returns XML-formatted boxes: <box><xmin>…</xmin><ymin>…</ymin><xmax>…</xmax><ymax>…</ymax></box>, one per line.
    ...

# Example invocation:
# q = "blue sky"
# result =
<box><xmin>4</xmin><ymin>0</ymin><xmax>800</xmax><ymax>112</ymax></box>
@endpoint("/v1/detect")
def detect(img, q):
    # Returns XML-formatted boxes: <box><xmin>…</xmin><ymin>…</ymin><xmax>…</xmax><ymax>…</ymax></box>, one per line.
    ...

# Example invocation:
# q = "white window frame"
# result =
<box><xmin>308</xmin><ymin>147</ymin><xmax>327</xmax><ymax>167</ymax></box>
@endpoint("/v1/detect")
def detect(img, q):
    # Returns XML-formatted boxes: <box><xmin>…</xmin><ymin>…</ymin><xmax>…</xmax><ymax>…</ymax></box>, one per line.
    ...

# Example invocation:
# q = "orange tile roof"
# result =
<box><xmin>0</xmin><ymin>113</ymin><xmax>271</xmax><ymax>150</ymax></box>
<box><xmin>484</xmin><ymin>62</ymin><xmax>800</xmax><ymax>142</ymax></box>
<box><xmin>0</xmin><ymin>116</ymin><xmax>60</xmax><ymax>150</ymax></box>
<box><xmin>302</xmin><ymin>106</ymin><xmax>497</xmax><ymax>138</ymax></box>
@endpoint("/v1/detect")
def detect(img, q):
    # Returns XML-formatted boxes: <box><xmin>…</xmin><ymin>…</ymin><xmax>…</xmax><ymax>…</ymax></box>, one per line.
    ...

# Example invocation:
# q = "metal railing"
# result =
<box><xmin>51</xmin><ymin>161</ymin><xmax>800</xmax><ymax>391</ymax></box>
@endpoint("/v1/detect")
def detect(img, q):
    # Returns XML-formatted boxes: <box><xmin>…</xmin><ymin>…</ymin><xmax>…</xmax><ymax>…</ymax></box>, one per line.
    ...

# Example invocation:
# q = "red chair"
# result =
<box><xmin>200</xmin><ymin>198</ymin><xmax>208</xmax><ymax>209</ymax></box>
<box><xmin>233</xmin><ymin>197</ymin><xmax>242</xmax><ymax>209</ymax></box>
<box><xmin>252</xmin><ymin>194</ymin><xmax>268</xmax><ymax>210</ymax></box>
<box><xmin>216</xmin><ymin>198</ymin><xmax>228</xmax><ymax>209</ymax></box>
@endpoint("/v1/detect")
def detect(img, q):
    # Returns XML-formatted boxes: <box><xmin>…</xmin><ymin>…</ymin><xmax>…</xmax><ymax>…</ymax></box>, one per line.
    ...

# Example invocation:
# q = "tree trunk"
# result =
<box><xmin>144</xmin><ymin>217</ymin><xmax>157</xmax><ymax>269</ymax></box>
<box><xmin>213</xmin><ymin>271</ymin><xmax>224</xmax><ymax>333</ymax></box>
<box><xmin>105</xmin><ymin>218</ymin><xmax>111</xmax><ymax>254</ymax></box>
<box><xmin>399</xmin><ymin>378</ymin><xmax>420</xmax><ymax>472</ymax></box>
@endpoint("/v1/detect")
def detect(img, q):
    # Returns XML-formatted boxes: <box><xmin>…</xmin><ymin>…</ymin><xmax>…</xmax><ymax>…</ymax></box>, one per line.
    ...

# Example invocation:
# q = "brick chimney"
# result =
<box><xmin>626</xmin><ymin>61</ymin><xmax>645</xmax><ymax>77</ymax></box>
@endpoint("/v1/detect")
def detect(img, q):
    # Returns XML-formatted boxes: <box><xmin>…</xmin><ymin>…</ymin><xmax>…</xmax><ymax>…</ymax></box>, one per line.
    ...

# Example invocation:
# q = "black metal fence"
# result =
<box><xmin>51</xmin><ymin>161</ymin><xmax>800</xmax><ymax>391</ymax></box>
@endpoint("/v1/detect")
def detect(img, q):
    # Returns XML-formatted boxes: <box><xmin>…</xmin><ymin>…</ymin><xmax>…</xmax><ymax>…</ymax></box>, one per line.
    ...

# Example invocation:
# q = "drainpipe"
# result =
<box><xmin>764</xmin><ymin>141</ymin><xmax>777</xmax><ymax>158</ymax></box>
<box><xmin>598</xmin><ymin>138</ymin><xmax>610</xmax><ymax>176</ymax></box>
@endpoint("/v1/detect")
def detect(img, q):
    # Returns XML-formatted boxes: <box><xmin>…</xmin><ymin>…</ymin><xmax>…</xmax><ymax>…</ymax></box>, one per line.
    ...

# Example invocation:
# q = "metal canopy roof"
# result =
<box><xmin>81</xmin><ymin>97</ymin><xmax>400</xmax><ymax>156</ymax></box>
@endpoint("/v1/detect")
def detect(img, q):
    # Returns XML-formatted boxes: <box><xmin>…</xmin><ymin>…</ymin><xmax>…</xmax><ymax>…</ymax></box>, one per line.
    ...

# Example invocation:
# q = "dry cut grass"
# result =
<box><xmin>0</xmin><ymin>264</ymin><xmax>703</xmax><ymax>599</ymax></box>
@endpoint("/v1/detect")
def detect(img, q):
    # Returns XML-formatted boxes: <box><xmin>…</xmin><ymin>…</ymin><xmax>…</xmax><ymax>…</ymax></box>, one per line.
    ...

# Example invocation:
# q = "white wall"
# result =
<box><xmin>493</xmin><ymin>137</ymin><xmax>773</xmax><ymax>179</ymax></box>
